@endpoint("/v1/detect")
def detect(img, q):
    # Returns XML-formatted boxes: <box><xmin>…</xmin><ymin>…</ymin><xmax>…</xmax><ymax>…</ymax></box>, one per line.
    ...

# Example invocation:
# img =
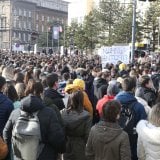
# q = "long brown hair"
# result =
<box><xmin>67</xmin><ymin>90</ymin><xmax>84</xmax><ymax>113</ymax></box>
<box><xmin>25</xmin><ymin>79</ymin><xmax>43</xmax><ymax>97</ymax></box>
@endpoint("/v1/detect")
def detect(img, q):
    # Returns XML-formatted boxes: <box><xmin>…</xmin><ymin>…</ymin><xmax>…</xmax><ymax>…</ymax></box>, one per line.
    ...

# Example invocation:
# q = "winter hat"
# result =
<box><xmin>107</xmin><ymin>83</ymin><xmax>120</xmax><ymax>96</ymax></box>
<box><xmin>119</xmin><ymin>63</ymin><xmax>126</xmax><ymax>71</ymax></box>
<box><xmin>73</xmin><ymin>78</ymin><xmax>85</xmax><ymax>90</ymax></box>
<box><xmin>65</xmin><ymin>84</ymin><xmax>79</xmax><ymax>93</ymax></box>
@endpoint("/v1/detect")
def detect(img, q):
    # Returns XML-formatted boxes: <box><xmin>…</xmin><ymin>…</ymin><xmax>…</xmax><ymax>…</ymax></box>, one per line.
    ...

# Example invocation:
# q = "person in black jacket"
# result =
<box><xmin>44</xmin><ymin>73</ymin><xmax>65</xmax><ymax>111</ymax></box>
<box><xmin>136</xmin><ymin>75</ymin><xmax>157</xmax><ymax>107</ymax></box>
<box><xmin>3</xmin><ymin>91</ymin><xmax>65</xmax><ymax>160</ymax></box>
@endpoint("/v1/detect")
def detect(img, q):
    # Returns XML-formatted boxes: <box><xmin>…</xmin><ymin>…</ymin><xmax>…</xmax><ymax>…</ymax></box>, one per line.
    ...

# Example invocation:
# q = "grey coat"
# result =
<box><xmin>86</xmin><ymin>121</ymin><xmax>131</xmax><ymax>160</ymax></box>
<box><xmin>61</xmin><ymin>109</ymin><xmax>92</xmax><ymax>160</ymax></box>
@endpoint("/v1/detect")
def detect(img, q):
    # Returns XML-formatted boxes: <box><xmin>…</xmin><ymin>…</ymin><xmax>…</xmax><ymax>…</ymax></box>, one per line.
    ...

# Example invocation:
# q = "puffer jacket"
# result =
<box><xmin>115</xmin><ymin>91</ymin><xmax>147</xmax><ymax>160</ymax></box>
<box><xmin>61</xmin><ymin>109</ymin><xmax>92</xmax><ymax>160</ymax></box>
<box><xmin>3</xmin><ymin>95</ymin><xmax>65</xmax><ymax>160</ymax></box>
<box><xmin>0</xmin><ymin>92</ymin><xmax>14</xmax><ymax>135</ymax></box>
<box><xmin>86</xmin><ymin>121</ymin><xmax>131</xmax><ymax>160</ymax></box>
<box><xmin>136</xmin><ymin>120</ymin><xmax>160</xmax><ymax>160</ymax></box>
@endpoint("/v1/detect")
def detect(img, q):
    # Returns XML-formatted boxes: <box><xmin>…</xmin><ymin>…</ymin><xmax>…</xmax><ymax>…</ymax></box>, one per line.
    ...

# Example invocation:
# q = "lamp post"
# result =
<box><xmin>131</xmin><ymin>0</ymin><xmax>136</xmax><ymax>63</ymax></box>
<box><xmin>157</xmin><ymin>17</ymin><xmax>160</xmax><ymax>50</ymax></box>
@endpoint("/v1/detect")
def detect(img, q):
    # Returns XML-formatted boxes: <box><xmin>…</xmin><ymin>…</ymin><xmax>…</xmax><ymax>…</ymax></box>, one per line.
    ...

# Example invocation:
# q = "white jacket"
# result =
<box><xmin>136</xmin><ymin>120</ymin><xmax>160</xmax><ymax>160</ymax></box>
<box><xmin>136</xmin><ymin>97</ymin><xmax>151</xmax><ymax>117</ymax></box>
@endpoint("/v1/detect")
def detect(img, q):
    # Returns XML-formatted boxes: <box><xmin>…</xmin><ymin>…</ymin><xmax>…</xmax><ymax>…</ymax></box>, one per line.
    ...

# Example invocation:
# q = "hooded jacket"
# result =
<box><xmin>0</xmin><ymin>92</ymin><xmax>14</xmax><ymax>135</ymax></box>
<box><xmin>86</xmin><ymin>121</ymin><xmax>131</xmax><ymax>160</ymax></box>
<box><xmin>136</xmin><ymin>120</ymin><xmax>160</xmax><ymax>160</ymax></box>
<box><xmin>115</xmin><ymin>91</ymin><xmax>147</xmax><ymax>160</ymax></box>
<box><xmin>3</xmin><ymin>95</ymin><xmax>65</xmax><ymax>160</ymax></box>
<box><xmin>61</xmin><ymin>109</ymin><xmax>91</xmax><ymax>160</ymax></box>
<box><xmin>115</xmin><ymin>91</ymin><xmax>147</xmax><ymax>127</ymax></box>
<box><xmin>44</xmin><ymin>88</ymin><xmax>65</xmax><ymax>110</ymax></box>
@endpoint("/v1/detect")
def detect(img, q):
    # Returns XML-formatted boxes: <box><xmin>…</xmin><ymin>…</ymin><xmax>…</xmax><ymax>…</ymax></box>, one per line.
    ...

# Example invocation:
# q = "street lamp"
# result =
<box><xmin>131</xmin><ymin>0</ymin><xmax>136</xmax><ymax>63</ymax></box>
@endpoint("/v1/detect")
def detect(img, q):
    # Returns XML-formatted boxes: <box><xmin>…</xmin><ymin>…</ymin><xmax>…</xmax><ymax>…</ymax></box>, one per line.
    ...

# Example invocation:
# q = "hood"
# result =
<box><xmin>61</xmin><ymin>109</ymin><xmax>90</xmax><ymax>130</ymax></box>
<box><xmin>44</xmin><ymin>88</ymin><xmax>64</xmax><ymax>99</ymax></box>
<box><xmin>95</xmin><ymin>121</ymin><xmax>123</xmax><ymax>143</ymax></box>
<box><xmin>136</xmin><ymin>120</ymin><xmax>160</xmax><ymax>145</ymax></box>
<box><xmin>0</xmin><ymin>92</ymin><xmax>8</xmax><ymax>104</ymax></box>
<box><xmin>20</xmin><ymin>95</ymin><xmax>44</xmax><ymax>113</ymax></box>
<box><xmin>115</xmin><ymin>91</ymin><xmax>137</xmax><ymax>105</ymax></box>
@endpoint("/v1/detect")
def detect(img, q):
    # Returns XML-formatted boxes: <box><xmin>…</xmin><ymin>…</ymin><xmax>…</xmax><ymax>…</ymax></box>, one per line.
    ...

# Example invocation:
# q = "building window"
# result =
<box><xmin>29</xmin><ymin>11</ymin><xmax>31</xmax><ymax>17</ymax></box>
<box><xmin>47</xmin><ymin>16</ymin><xmax>50</xmax><ymax>22</ymax></box>
<box><xmin>36</xmin><ymin>24</ymin><xmax>38</xmax><ymax>31</ymax></box>
<box><xmin>19</xmin><ymin>9</ymin><xmax>22</xmax><ymax>16</ymax></box>
<box><xmin>28</xmin><ymin>33</ymin><xmax>31</xmax><ymax>41</ymax></box>
<box><xmin>28</xmin><ymin>22</ymin><xmax>31</xmax><ymax>29</ymax></box>
<box><xmin>13</xmin><ymin>8</ymin><xmax>17</xmax><ymax>16</ymax></box>
<box><xmin>42</xmin><ymin>25</ymin><xmax>44</xmax><ymax>32</ymax></box>
<box><xmin>42</xmin><ymin>15</ymin><xmax>44</xmax><ymax>21</ymax></box>
<box><xmin>24</xmin><ymin>21</ymin><xmax>26</xmax><ymax>29</ymax></box>
<box><xmin>13</xmin><ymin>20</ymin><xmax>16</xmax><ymax>27</ymax></box>
<box><xmin>24</xmin><ymin>10</ymin><xmax>26</xmax><ymax>17</ymax></box>
<box><xmin>13</xmin><ymin>32</ymin><xmax>16</xmax><ymax>38</ymax></box>
<box><xmin>36</xmin><ymin>14</ymin><xmax>39</xmax><ymax>20</ymax></box>
<box><xmin>23</xmin><ymin>33</ymin><xmax>26</xmax><ymax>41</ymax></box>
<box><xmin>19</xmin><ymin>32</ymin><xmax>21</xmax><ymax>39</ymax></box>
<box><xmin>19</xmin><ymin>21</ymin><xmax>21</xmax><ymax>28</ymax></box>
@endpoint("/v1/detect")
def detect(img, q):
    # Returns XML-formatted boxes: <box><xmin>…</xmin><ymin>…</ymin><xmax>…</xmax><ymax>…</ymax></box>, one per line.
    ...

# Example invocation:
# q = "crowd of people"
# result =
<box><xmin>0</xmin><ymin>50</ymin><xmax>159</xmax><ymax>160</ymax></box>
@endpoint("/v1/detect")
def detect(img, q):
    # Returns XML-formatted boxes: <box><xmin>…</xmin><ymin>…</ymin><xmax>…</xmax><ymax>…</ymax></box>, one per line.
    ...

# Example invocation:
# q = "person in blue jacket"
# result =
<box><xmin>0</xmin><ymin>76</ymin><xmax>14</xmax><ymax>136</ymax></box>
<box><xmin>115</xmin><ymin>77</ymin><xmax>147</xmax><ymax>160</ymax></box>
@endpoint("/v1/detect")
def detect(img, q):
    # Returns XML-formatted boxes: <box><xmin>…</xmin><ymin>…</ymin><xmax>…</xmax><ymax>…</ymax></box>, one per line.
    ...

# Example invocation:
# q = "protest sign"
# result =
<box><xmin>98</xmin><ymin>46</ymin><xmax>130</xmax><ymax>68</ymax></box>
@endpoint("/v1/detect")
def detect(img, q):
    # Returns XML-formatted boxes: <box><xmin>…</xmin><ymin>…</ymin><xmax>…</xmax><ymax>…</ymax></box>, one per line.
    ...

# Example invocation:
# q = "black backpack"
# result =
<box><xmin>118</xmin><ymin>101</ymin><xmax>137</xmax><ymax>134</ymax></box>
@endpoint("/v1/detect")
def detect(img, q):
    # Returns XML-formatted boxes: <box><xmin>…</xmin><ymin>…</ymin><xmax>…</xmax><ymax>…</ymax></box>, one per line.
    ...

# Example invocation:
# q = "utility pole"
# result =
<box><xmin>131</xmin><ymin>0</ymin><xmax>136</xmax><ymax>63</ymax></box>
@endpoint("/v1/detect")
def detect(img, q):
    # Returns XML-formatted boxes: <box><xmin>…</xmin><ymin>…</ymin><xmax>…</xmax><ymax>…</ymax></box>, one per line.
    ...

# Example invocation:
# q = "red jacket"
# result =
<box><xmin>96</xmin><ymin>95</ymin><xmax>115</xmax><ymax>116</ymax></box>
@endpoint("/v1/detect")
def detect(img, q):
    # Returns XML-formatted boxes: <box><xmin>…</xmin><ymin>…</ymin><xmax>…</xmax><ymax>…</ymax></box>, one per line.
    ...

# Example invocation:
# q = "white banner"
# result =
<box><xmin>98</xmin><ymin>46</ymin><xmax>130</xmax><ymax>68</ymax></box>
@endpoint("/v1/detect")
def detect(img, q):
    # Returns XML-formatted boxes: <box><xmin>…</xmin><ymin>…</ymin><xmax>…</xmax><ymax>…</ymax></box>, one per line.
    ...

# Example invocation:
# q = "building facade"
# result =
<box><xmin>0</xmin><ymin>0</ymin><xmax>68</xmax><ymax>50</ymax></box>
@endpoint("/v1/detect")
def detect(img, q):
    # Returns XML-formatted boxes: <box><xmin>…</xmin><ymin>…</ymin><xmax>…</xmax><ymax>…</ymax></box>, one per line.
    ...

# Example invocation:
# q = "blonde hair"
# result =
<box><xmin>149</xmin><ymin>103</ymin><xmax>160</xmax><ymax>127</ymax></box>
<box><xmin>15</xmin><ymin>83</ymin><xmax>25</xmax><ymax>100</ymax></box>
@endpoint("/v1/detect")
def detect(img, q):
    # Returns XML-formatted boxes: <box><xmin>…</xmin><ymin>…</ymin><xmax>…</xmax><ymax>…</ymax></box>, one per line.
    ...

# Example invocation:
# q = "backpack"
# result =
<box><xmin>12</xmin><ymin>110</ymin><xmax>44</xmax><ymax>160</ymax></box>
<box><xmin>118</xmin><ymin>101</ymin><xmax>137</xmax><ymax>135</ymax></box>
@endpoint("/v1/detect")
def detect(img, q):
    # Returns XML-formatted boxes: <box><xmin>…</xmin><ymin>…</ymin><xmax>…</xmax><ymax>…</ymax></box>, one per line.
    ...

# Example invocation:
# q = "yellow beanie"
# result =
<box><xmin>73</xmin><ymin>79</ymin><xmax>85</xmax><ymax>90</ymax></box>
<box><xmin>119</xmin><ymin>63</ymin><xmax>126</xmax><ymax>71</ymax></box>
<box><xmin>65</xmin><ymin>84</ymin><xmax>79</xmax><ymax>93</ymax></box>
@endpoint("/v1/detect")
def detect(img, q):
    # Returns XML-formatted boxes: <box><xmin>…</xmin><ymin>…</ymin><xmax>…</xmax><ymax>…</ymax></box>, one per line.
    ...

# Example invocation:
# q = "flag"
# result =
<box><xmin>53</xmin><ymin>27</ymin><xmax>59</xmax><ymax>40</ymax></box>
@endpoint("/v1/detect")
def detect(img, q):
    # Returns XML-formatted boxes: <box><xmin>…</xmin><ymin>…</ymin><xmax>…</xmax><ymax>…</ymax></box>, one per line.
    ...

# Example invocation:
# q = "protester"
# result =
<box><xmin>61</xmin><ymin>90</ymin><xmax>91</xmax><ymax>160</ymax></box>
<box><xmin>3</xmin><ymin>81</ymin><xmax>65</xmax><ymax>160</ymax></box>
<box><xmin>0</xmin><ymin>76</ymin><xmax>14</xmax><ymax>135</ymax></box>
<box><xmin>44</xmin><ymin>73</ymin><xmax>65</xmax><ymax>110</ymax></box>
<box><xmin>136</xmin><ymin>75</ymin><xmax>157</xmax><ymax>107</ymax></box>
<box><xmin>136</xmin><ymin>103</ymin><xmax>160</xmax><ymax>160</ymax></box>
<box><xmin>115</xmin><ymin>77</ymin><xmax>147</xmax><ymax>160</ymax></box>
<box><xmin>86</xmin><ymin>100</ymin><xmax>131</xmax><ymax>160</ymax></box>
<box><xmin>96</xmin><ymin>83</ymin><xmax>120</xmax><ymax>117</ymax></box>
